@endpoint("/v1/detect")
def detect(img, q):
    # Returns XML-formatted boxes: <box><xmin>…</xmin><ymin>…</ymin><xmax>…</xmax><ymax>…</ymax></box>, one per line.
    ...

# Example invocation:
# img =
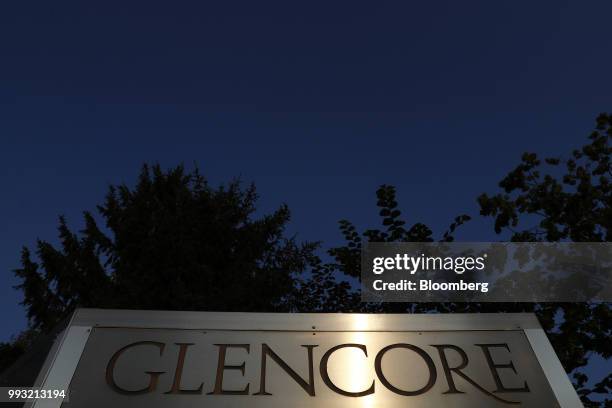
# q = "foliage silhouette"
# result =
<box><xmin>10</xmin><ymin>164</ymin><xmax>316</xmax><ymax>333</ymax></box>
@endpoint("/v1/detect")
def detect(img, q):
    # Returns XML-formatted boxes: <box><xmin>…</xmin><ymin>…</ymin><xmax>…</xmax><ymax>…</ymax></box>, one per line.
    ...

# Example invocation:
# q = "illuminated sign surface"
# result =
<box><xmin>29</xmin><ymin>310</ymin><xmax>582</xmax><ymax>408</ymax></box>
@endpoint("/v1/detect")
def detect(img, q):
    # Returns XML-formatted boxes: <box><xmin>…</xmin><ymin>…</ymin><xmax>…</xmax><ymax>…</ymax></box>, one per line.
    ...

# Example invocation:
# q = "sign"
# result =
<box><xmin>28</xmin><ymin>309</ymin><xmax>582</xmax><ymax>408</ymax></box>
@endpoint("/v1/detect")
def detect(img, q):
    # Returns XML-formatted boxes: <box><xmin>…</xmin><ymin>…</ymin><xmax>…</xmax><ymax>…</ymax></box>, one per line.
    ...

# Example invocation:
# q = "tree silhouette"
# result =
<box><xmin>477</xmin><ymin>113</ymin><xmax>611</xmax><ymax>406</ymax></box>
<box><xmin>4</xmin><ymin>164</ymin><xmax>315</xmax><ymax>342</ymax></box>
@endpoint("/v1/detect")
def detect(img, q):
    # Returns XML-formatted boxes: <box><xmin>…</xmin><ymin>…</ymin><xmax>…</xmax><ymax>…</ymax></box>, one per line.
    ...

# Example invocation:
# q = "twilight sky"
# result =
<box><xmin>1</xmin><ymin>0</ymin><xmax>611</xmax><ymax>351</ymax></box>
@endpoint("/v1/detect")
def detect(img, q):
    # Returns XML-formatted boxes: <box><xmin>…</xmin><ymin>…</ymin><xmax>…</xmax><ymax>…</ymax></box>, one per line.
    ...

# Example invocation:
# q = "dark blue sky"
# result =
<box><xmin>1</xmin><ymin>0</ymin><xmax>611</xmax><ymax>351</ymax></box>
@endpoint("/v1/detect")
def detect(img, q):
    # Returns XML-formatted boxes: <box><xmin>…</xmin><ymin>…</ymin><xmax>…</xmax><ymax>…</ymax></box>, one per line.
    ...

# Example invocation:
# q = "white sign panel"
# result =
<box><xmin>28</xmin><ymin>309</ymin><xmax>582</xmax><ymax>408</ymax></box>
